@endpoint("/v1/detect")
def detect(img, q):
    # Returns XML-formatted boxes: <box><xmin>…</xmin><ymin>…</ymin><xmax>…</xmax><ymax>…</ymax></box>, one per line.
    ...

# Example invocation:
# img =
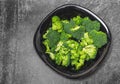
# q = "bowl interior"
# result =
<box><xmin>34</xmin><ymin>4</ymin><xmax>111</xmax><ymax>78</ymax></box>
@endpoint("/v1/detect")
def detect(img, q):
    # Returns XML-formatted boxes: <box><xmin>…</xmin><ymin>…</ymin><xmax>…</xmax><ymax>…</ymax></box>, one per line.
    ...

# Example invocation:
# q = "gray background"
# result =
<box><xmin>0</xmin><ymin>0</ymin><xmax>120</xmax><ymax>84</ymax></box>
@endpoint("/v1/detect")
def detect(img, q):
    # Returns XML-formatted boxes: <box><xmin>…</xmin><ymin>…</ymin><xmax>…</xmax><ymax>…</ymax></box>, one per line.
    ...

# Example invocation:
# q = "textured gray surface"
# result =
<box><xmin>0</xmin><ymin>0</ymin><xmax>120</xmax><ymax>84</ymax></box>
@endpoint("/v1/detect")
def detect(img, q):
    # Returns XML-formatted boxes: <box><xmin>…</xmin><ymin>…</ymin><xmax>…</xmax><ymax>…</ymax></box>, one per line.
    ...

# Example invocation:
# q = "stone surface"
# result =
<box><xmin>0</xmin><ymin>0</ymin><xmax>120</xmax><ymax>84</ymax></box>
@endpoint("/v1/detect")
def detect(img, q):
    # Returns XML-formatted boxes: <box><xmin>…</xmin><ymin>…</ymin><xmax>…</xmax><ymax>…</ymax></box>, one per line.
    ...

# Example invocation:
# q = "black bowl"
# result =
<box><xmin>33</xmin><ymin>4</ymin><xmax>111</xmax><ymax>78</ymax></box>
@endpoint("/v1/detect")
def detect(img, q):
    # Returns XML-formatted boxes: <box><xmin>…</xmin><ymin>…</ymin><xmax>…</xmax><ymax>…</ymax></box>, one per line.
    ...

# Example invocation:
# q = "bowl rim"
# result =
<box><xmin>33</xmin><ymin>4</ymin><xmax>112</xmax><ymax>78</ymax></box>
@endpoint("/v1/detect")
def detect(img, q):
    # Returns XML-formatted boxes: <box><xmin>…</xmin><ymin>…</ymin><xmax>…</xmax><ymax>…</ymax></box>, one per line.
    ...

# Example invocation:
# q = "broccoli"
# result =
<box><xmin>55</xmin><ymin>53</ymin><xmax>63</xmax><ymax>65</ymax></box>
<box><xmin>55</xmin><ymin>45</ymin><xmax>70</xmax><ymax>67</ymax></box>
<box><xmin>89</xmin><ymin>30</ymin><xmax>107</xmax><ymax>48</ymax></box>
<box><xmin>70</xmin><ymin>49</ymin><xmax>79</xmax><ymax>59</ymax></box>
<box><xmin>82</xmin><ymin>17</ymin><xmax>100</xmax><ymax>32</ymax></box>
<box><xmin>52</xmin><ymin>21</ymin><xmax>63</xmax><ymax>31</ymax></box>
<box><xmin>52</xmin><ymin>16</ymin><xmax>63</xmax><ymax>31</ymax></box>
<box><xmin>46</xmin><ymin>52</ymin><xmax>55</xmax><ymax>60</ymax></box>
<box><xmin>43</xmin><ymin>40</ymin><xmax>50</xmax><ymax>52</ymax></box>
<box><xmin>72</xmin><ymin>16</ymin><xmax>82</xmax><ymax>25</ymax></box>
<box><xmin>71</xmin><ymin>26</ymin><xmax>85</xmax><ymax>40</ymax></box>
<box><xmin>66</xmin><ymin>40</ymin><xmax>79</xmax><ymax>49</ymax></box>
<box><xmin>62</xmin><ymin>54</ymin><xmax>70</xmax><ymax>67</ymax></box>
<box><xmin>42</xmin><ymin>15</ymin><xmax>107</xmax><ymax>70</ymax></box>
<box><xmin>52</xmin><ymin>16</ymin><xmax>60</xmax><ymax>23</ymax></box>
<box><xmin>63</xmin><ymin>19</ymin><xmax>85</xmax><ymax>40</ymax></box>
<box><xmin>62</xmin><ymin>20</ymin><xmax>69</xmax><ymax>24</ymax></box>
<box><xmin>43</xmin><ymin>29</ymin><xmax>49</xmax><ymax>39</ymax></box>
<box><xmin>75</xmin><ymin>63</ymin><xmax>83</xmax><ymax>70</ymax></box>
<box><xmin>71</xmin><ymin>58</ymin><xmax>85</xmax><ymax>70</ymax></box>
<box><xmin>55</xmin><ymin>41</ymin><xmax>63</xmax><ymax>52</ymax></box>
<box><xmin>80</xmin><ymin>32</ymin><xmax>93</xmax><ymax>47</ymax></box>
<box><xmin>83</xmin><ymin>45</ymin><xmax>97</xmax><ymax>59</ymax></box>
<box><xmin>71</xmin><ymin>44</ymin><xmax>97</xmax><ymax>70</ymax></box>
<box><xmin>63</xmin><ymin>19</ymin><xmax>76</xmax><ymax>34</ymax></box>
<box><xmin>43</xmin><ymin>40</ymin><xmax>55</xmax><ymax>60</ymax></box>
<box><xmin>44</xmin><ymin>28</ymin><xmax>60</xmax><ymax>48</ymax></box>
<box><xmin>60</xmin><ymin>31</ymin><xmax>72</xmax><ymax>41</ymax></box>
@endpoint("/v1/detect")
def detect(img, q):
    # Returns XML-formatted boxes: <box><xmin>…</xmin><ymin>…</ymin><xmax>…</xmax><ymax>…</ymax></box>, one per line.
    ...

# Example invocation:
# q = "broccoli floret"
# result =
<box><xmin>43</xmin><ymin>40</ymin><xmax>50</xmax><ymax>52</ymax></box>
<box><xmin>60</xmin><ymin>31</ymin><xmax>72</xmax><ymax>41</ymax></box>
<box><xmin>45</xmin><ymin>28</ymin><xmax>60</xmax><ymax>48</ymax></box>
<box><xmin>55</xmin><ymin>46</ymin><xmax>70</xmax><ymax>67</ymax></box>
<box><xmin>80</xmin><ymin>54</ymin><xmax>86</xmax><ymax>60</ymax></box>
<box><xmin>43</xmin><ymin>29</ymin><xmax>49</xmax><ymax>39</ymax></box>
<box><xmin>75</xmin><ymin>63</ymin><xmax>83</xmax><ymax>70</ymax></box>
<box><xmin>63</xmin><ymin>19</ymin><xmax>76</xmax><ymax>33</ymax></box>
<box><xmin>52</xmin><ymin>21</ymin><xmax>63</xmax><ymax>31</ymax></box>
<box><xmin>51</xmin><ymin>16</ymin><xmax>63</xmax><ymax>32</ymax></box>
<box><xmin>64</xmin><ymin>19</ymin><xmax>85</xmax><ymax>40</ymax></box>
<box><xmin>71</xmin><ymin>26</ymin><xmax>85</xmax><ymax>40</ymax></box>
<box><xmin>55</xmin><ymin>41</ymin><xmax>63</xmax><ymax>52</ymax></box>
<box><xmin>89</xmin><ymin>30</ymin><xmax>107</xmax><ymax>48</ymax></box>
<box><xmin>62</xmin><ymin>54</ymin><xmax>70</xmax><ymax>67</ymax></box>
<box><xmin>80</xmin><ymin>32</ymin><xmax>93</xmax><ymax>47</ymax></box>
<box><xmin>52</xmin><ymin>16</ymin><xmax>60</xmax><ymax>23</ymax></box>
<box><xmin>62</xmin><ymin>20</ymin><xmax>69</xmax><ymax>24</ymax></box>
<box><xmin>82</xmin><ymin>17</ymin><xmax>100</xmax><ymax>32</ymax></box>
<box><xmin>70</xmin><ymin>49</ymin><xmax>79</xmax><ymax>59</ymax></box>
<box><xmin>83</xmin><ymin>45</ymin><xmax>97</xmax><ymax>59</ymax></box>
<box><xmin>46</xmin><ymin>52</ymin><xmax>55</xmax><ymax>60</ymax></box>
<box><xmin>66</xmin><ymin>40</ymin><xmax>79</xmax><ymax>49</ymax></box>
<box><xmin>71</xmin><ymin>59</ymin><xmax>78</xmax><ymax>66</ymax></box>
<box><xmin>43</xmin><ymin>40</ymin><xmax>55</xmax><ymax>60</ymax></box>
<box><xmin>55</xmin><ymin>53</ymin><xmax>63</xmax><ymax>65</ymax></box>
<box><xmin>59</xmin><ymin>46</ymin><xmax>70</xmax><ymax>54</ymax></box>
<box><xmin>71</xmin><ymin>58</ymin><xmax>85</xmax><ymax>70</ymax></box>
<box><xmin>72</xmin><ymin>16</ymin><xmax>82</xmax><ymax>25</ymax></box>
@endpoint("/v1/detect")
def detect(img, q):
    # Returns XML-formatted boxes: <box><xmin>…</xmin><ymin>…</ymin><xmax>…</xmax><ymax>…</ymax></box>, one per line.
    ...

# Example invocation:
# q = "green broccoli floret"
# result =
<box><xmin>62</xmin><ymin>54</ymin><xmax>70</xmax><ymax>67</ymax></box>
<box><xmin>71</xmin><ymin>26</ymin><xmax>85</xmax><ymax>40</ymax></box>
<box><xmin>70</xmin><ymin>49</ymin><xmax>79</xmax><ymax>59</ymax></box>
<box><xmin>83</xmin><ymin>45</ymin><xmax>97</xmax><ymax>59</ymax></box>
<box><xmin>75</xmin><ymin>63</ymin><xmax>83</xmax><ymax>70</ymax></box>
<box><xmin>63</xmin><ymin>19</ymin><xmax>85</xmax><ymax>40</ymax></box>
<box><xmin>43</xmin><ymin>29</ymin><xmax>49</xmax><ymax>39</ymax></box>
<box><xmin>80</xmin><ymin>32</ymin><xmax>93</xmax><ymax>47</ymax></box>
<box><xmin>71</xmin><ymin>58</ymin><xmax>85</xmax><ymax>70</ymax></box>
<box><xmin>52</xmin><ymin>21</ymin><xmax>63</xmax><ymax>31</ymax></box>
<box><xmin>63</xmin><ymin>19</ymin><xmax>75</xmax><ymax>33</ymax></box>
<box><xmin>45</xmin><ymin>28</ymin><xmax>60</xmax><ymax>48</ymax></box>
<box><xmin>43</xmin><ymin>40</ymin><xmax>55</xmax><ymax>60</ymax></box>
<box><xmin>62</xmin><ymin>20</ymin><xmax>69</xmax><ymax>24</ymax></box>
<box><xmin>55</xmin><ymin>45</ymin><xmax>70</xmax><ymax>67</ymax></box>
<box><xmin>51</xmin><ymin>16</ymin><xmax>63</xmax><ymax>32</ymax></box>
<box><xmin>43</xmin><ymin>40</ymin><xmax>50</xmax><ymax>52</ymax></box>
<box><xmin>72</xmin><ymin>16</ymin><xmax>82</xmax><ymax>25</ymax></box>
<box><xmin>66</xmin><ymin>40</ymin><xmax>79</xmax><ymax>49</ymax></box>
<box><xmin>55</xmin><ymin>41</ymin><xmax>63</xmax><ymax>52</ymax></box>
<box><xmin>46</xmin><ymin>52</ymin><xmax>55</xmax><ymax>60</ymax></box>
<box><xmin>52</xmin><ymin>16</ymin><xmax>60</xmax><ymax>23</ymax></box>
<box><xmin>82</xmin><ymin>17</ymin><xmax>100</xmax><ymax>32</ymax></box>
<box><xmin>89</xmin><ymin>30</ymin><xmax>107</xmax><ymax>48</ymax></box>
<box><xmin>55</xmin><ymin>53</ymin><xmax>63</xmax><ymax>65</ymax></box>
<box><xmin>60</xmin><ymin>31</ymin><xmax>72</xmax><ymax>41</ymax></box>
